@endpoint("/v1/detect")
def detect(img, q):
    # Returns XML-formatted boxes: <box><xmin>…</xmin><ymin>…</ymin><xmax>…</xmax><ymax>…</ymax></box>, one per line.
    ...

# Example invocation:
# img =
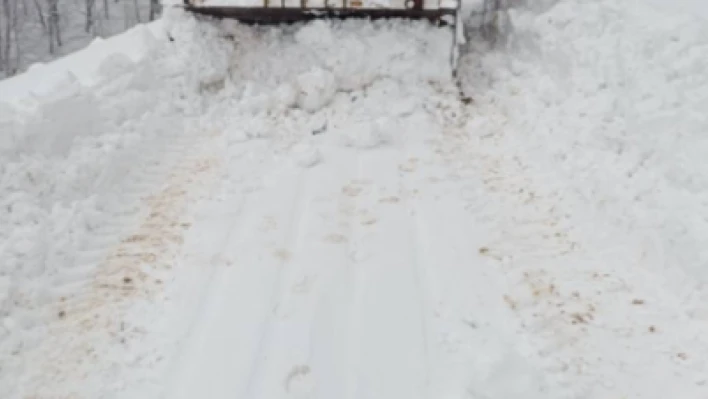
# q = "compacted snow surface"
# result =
<box><xmin>1</xmin><ymin>0</ymin><xmax>708</xmax><ymax>398</ymax></box>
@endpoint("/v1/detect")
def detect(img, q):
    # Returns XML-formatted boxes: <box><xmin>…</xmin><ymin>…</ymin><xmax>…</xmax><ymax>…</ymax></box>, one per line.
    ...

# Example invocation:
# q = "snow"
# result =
<box><xmin>464</xmin><ymin>0</ymin><xmax>708</xmax><ymax>311</ymax></box>
<box><xmin>1</xmin><ymin>0</ymin><xmax>708</xmax><ymax>398</ymax></box>
<box><xmin>647</xmin><ymin>0</ymin><xmax>708</xmax><ymax>20</ymax></box>
<box><xmin>0</xmin><ymin>22</ymin><xmax>167</xmax><ymax>102</ymax></box>
<box><xmin>295</xmin><ymin>67</ymin><xmax>337</xmax><ymax>112</ymax></box>
<box><xmin>291</xmin><ymin>143</ymin><xmax>323</xmax><ymax>168</ymax></box>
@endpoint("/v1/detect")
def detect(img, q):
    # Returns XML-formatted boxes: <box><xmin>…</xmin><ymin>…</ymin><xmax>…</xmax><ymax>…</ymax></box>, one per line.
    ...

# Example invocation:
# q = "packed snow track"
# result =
<box><xmin>2</xmin><ymin>1</ymin><xmax>708</xmax><ymax>398</ymax></box>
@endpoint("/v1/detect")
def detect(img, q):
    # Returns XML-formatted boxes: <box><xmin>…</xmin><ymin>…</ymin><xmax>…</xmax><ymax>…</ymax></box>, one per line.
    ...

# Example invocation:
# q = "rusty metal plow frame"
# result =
<box><xmin>182</xmin><ymin>0</ymin><xmax>460</xmax><ymax>24</ymax></box>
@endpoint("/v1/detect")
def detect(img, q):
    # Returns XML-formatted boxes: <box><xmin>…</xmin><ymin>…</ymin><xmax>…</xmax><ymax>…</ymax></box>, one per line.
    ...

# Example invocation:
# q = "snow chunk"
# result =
<box><xmin>2</xmin><ymin>317</ymin><xmax>16</xmax><ymax>332</ymax></box>
<box><xmin>273</xmin><ymin>83</ymin><xmax>299</xmax><ymax>110</ymax></box>
<box><xmin>228</xmin><ymin>128</ymin><xmax>249</xmax><ymax>144</ymax></box>
<box><xmin>26</xmin><ymin>62</ymin><xmax>47</xmax><ymax>74</ymax></box>
<box><xmin>226</xmin><ymin>114</ymin><xmax>251</xmax><ymax>143</ymax></box>
<box><xmin>306</xmin><ymin>113</ymin><xmax>328</xmax><ymax>135</ymax></box>
<box><xmin>97</xmin><ymin>52</ymin><xmax>135</xmax><ymax>81</ymax></box>
<box><xmin>0</xmin><ymin>276</ymin><xmax>10</xmax><ymax>306</ymax></box>
<box><xmin>236</xmin><ymin>115</ymin><xmax>273</xmax><ymax>139</ymax></box>
<box><xmin>29</xmin><ymin>69</ymin><xmax>81</xmax><ymax>101</ymax></box>
<box><xmin>291</xmin><ymin>143</ymin><xmax>322</xmax><ymax>168</ymax></box>
<box><xmin>294</xmin><ymin>20</ymin><xmax>334</xmax><ymax>48</ymax></box>
<box><xmin>21</xmin><ymin>88</ymin><xmax>102</xmax><ymax>157</ymax></box>
<box><xmin>295</xmin><ymin>67</ymin><xmax>337</xmax><ymax>112</ymax></box>
<box><xmin>339</xmin><ymin>118</ymin><xmax>391</xmax><ymax>149</ymax></box>
<box><xmin>0</xmin><ymin>102</ymin><xmax>22</xmax><ymax>154</ymax></box>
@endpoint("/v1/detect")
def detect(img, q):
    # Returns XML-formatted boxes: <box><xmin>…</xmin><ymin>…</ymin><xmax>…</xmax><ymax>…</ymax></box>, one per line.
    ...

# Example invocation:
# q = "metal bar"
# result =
<box><xmin>183</xmin><ymin>5</ymin><xmax>456</xmax><ymax>24</ymax></box>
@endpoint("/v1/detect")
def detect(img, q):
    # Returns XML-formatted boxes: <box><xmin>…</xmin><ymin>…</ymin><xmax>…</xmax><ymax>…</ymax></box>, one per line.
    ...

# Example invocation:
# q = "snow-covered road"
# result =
<box><xmin>2</xmin><ymin>1</ymin><xmax>708</xmax><ymax>398</ymax></box>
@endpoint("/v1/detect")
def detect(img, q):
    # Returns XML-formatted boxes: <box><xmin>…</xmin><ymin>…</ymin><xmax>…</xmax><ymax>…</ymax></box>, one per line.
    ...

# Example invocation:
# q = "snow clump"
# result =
<box><xmin>295</xmin><ymin>67</ymin><xmax>337</xmax><ymax>112</ymax></box>
<box><xmin>291</xmin><ymin>143</ymin><xmax>322</xmax><ymax>168</ymax></box>
<box><xmin>338</xmin><ymin>117</ymin><xmax>392</xmax><ymax>149</ymax></box>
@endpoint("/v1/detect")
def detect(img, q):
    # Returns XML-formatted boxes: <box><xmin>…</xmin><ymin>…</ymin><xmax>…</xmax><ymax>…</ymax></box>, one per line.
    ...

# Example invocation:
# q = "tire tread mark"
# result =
<box><xmin>241</xmin><ymin>169</ymin><xmax>311</xmax><ymax>399</ymax></box>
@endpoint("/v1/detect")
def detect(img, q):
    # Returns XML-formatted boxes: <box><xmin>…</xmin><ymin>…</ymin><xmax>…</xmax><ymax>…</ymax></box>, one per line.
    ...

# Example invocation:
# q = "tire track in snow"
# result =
<box><xmin>399</xmin><ymin>154</ymin><xmax>436</xmax><ymax>399</ymax></box>
<box><xmin>161</xmin><ymin>140</ymin><xmax>274</xmax><ymax>399</ymax></box>
<box><xmin>237</xmin><ymin>170</ymin><xmax>310</xmax><ymax>397</ymax></box>
<box><xmin>340</xmin><ymin>153</ymin><xmax>368</xmax><ymax>399</ymax></box>
<box><xmin>343</xmin><ymin>148</ymin><xmax>430</xmax><ymax>399</ymax></box>
<box><xmin>243</xmin><ymin>147</ymin><xmax>363</xmax><ymax>399</ymax></box>
<box><xmin>411</xmin><ymin>94</ymin><xmax>579</xmax><ymax>398</ymax></box>
<box><xmin>395</xmin><ymin>125</ymin><xmax>559</xmax><ymax>399</ymax></box>
<box><xmin>167</xmin><ymin>157</ymin><xmax>313</xmax><ymax>399</ymax></box>
<box><xmin>240</xmin><ymin>168</ymin><xmax>311</xmax><ymax>398</ymax></box>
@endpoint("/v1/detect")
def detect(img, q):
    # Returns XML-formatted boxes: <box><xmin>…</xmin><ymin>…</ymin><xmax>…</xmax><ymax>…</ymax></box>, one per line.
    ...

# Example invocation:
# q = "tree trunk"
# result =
<box><xmin>33</xmin><ymin>0</ymin><xmax>47</xmax><ymax>32</ymax></box>
<box><xmin>53</xmin><ymin>2</ymin><xmax>61</xmax><ymax>46</ymax></box>
<box><xmin>10</xmin><ymin>0</ymin><xmax>19</xmax><ymax>74</ymax></box>
<box><xmin>47</xmin><ymin>0</ymin><xmax>60</xmax><ymax>53</ymax></box>
<box><xmin>133</xmin><ymin>0</ymin><xmax>141</xmax><ymax>23</ymax></box>
<box><xmin>85</xmin><ymin>0</ymin><xmax>95</xmax><ymax>33</ymax></box>
<box><xmin>0</xmin><ymin>9</ymin><xmax>5</xmax><ymax>75</ymax></box>
<box><xmin>149</xmin><ymin>0</ymin><xmax>159</xmax><ymax>21</ymax></box>
<box><xmin>2</xmin><ymin>0</ymin><xmax>11</xmax><ymax>71</ymax></box>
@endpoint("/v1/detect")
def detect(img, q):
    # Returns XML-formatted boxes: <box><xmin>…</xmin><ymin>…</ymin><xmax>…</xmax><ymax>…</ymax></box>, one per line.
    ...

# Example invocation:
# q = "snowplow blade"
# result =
<box><xmin>182</xmin><ymin>0</ymin><xmax>460</xmax><ymax>25</ymax></box>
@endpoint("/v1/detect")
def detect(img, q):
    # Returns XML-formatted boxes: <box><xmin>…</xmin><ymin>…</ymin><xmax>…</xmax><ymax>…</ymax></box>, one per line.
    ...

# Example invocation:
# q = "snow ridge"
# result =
<box><xmin>469</xmin><ymin>0</ymin><xmax>708</xmax><ymax>315</ymax></box>
<box><xmin>0</xmin><ymin>10</ymin><xmax>240</xmax><ymax>398</ymax></box>
<box><xmin>459</xmin><ymin>0</ymin><xmax>708</xmax><ymax>396</ymax></box>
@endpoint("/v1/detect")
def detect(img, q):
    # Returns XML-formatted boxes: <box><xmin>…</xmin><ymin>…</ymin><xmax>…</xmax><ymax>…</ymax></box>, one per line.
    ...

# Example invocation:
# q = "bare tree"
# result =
<box><xmin>2</xmin><ymin>0</ymin><xmax>13</xmax><ymax>74</ymax></box>
<box><xmin>86</xmin><ymin>0</ymin><xmax>96</xmax><ymax>33</ymax></box>
<box><xmin>47</xmin><ymin>0</ymin><xmax>61</xmax><ymax>53</ymax></box>
<box><xmin>1</xmin><ymin>0</ymin><xmax>157</xmax><ymax>77</ymax></box>
<box><xmin>149</xmin><ymin>0</ymin><xmax>160</xmax><ymax>21</ymax></box>
<box><xmin>133</xmin><ymin>0</ymin><xmax>141</xmax><ymax>23</ymax></box>
<box><xmin>33</xmin><ymin>0</ymin><xmax>47</xmax><ymax>32</ymax></box>
<box><xmin>0</xmin><ymin>12</ymin><xmax>4</xmax><ymax>75</ymax></box>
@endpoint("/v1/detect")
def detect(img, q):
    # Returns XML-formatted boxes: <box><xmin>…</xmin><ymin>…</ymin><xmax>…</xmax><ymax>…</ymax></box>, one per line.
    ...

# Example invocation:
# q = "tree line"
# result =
<box><xmin>0</xmin><ymin>0</ymin><xmax>161</xmax><ymax>78</ymax></box>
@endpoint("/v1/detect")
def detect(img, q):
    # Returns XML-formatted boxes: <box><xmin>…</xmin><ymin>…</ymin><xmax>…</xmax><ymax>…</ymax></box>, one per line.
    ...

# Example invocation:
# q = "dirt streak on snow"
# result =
<box><xmin>26</xmin><ymin>152</ymin><xmax>219</xmax><ymax>395</ymax></box>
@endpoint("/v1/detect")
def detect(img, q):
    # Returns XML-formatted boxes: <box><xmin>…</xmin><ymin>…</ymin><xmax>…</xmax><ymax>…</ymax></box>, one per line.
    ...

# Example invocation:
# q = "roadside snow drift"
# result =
<box><xmin>1</xmin><ymin>1</ymin><xmax>708</xmax><ymax>398</ymax></box>
<box><xmin>462</xmin><ymin>0</ymin><xmax>708</xmax><ymax>314</ymax></box>
<box><xmin>0</xmin><ymin>13</ymin><xmax>236</xmax><ymax>398</ymax></box>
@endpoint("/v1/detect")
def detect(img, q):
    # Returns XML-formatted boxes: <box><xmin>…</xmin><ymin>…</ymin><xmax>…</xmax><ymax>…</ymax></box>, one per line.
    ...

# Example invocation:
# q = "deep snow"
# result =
<box><xmin>1</xmin><ymin>0</ymin><xmax>708</xmax><ymax>398</ymax></box>
<box><xmin>647</xmin><ymin>0</ymin><xmax>708</xmax><ymax>20</ymax></box>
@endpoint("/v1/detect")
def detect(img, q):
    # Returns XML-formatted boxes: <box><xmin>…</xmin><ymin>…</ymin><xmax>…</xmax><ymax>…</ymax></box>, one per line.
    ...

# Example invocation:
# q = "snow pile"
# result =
<box><xmin>0</xmin><ymin>9</ymin><xmax>244</xmax><ymax>398</ymax></box>
<box><xmin>222</xmin><ymin>18</ymin><xmax>451</xmax><ymax>101</ymax></box>
<box><xmin>164</xmin><ymin>13</ymin><xmax>236</xmax><ymax>91</ymax></box>
<box><xmin>291</xmin><ymin>142</ymin><xmax>322</xmax><ymax>168</ymax></box>
<box><xmin>295</xmin><ymin>67</ymin><xmax>337</xmax><ymax>112</ymax></box>
<box><xmin>461</xmin><ymin>0</ymin><xmax>708</xmax><ymax>315</ymax></box>
<box><xmin>187</xmin><ymin>17</ymin><xmax>454</xmax><ymax>150</ymax></box>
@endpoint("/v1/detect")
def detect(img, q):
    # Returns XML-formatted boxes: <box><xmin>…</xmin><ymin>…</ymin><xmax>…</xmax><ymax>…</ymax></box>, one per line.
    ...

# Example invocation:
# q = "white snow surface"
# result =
<box><xmin>1</xmin><ymin>0</ymin><xmax>708</xmax><ymax>398</ymax></box>
<box><xmin>647</xmin><ymin>0</ymin><xmax>708</xmax><ymax>20</ymax></box>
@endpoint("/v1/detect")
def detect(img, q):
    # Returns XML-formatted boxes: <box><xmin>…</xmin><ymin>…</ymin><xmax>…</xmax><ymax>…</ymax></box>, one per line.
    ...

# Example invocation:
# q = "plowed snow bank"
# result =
<box><xmin>0</xmin><ymin>11</ymin><xmax>243</xmax><ymax>397</ymax></box>
<box><xmin>460</xmin><ymin>1</ymin><xmax>708</xmax><ymax>396</ymax></box>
